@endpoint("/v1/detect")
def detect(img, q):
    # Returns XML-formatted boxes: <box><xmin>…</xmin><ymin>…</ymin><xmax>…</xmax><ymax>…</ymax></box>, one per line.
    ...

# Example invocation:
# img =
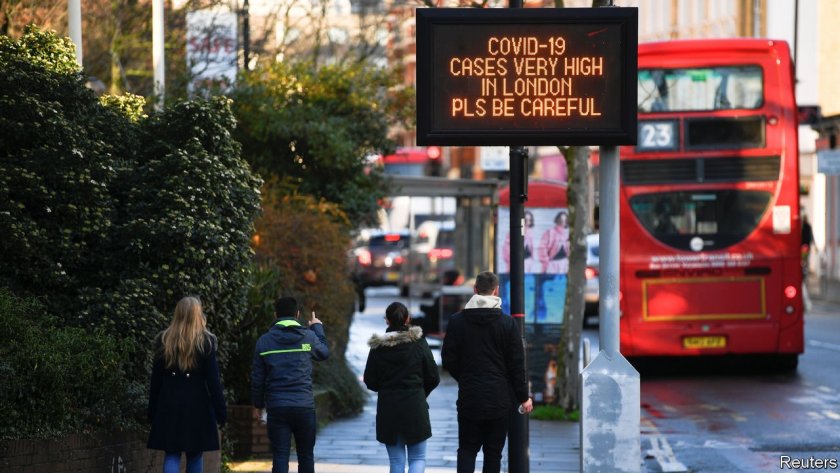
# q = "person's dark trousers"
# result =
<box><xmin>456</xmin><ymin>414</ymin><xmax>508</xmax><ymax>473</ymax></box>
<box><xmin>266</xmin><ymin>406</ymin><xmax>317</xmax><ymax>473</ymax></box>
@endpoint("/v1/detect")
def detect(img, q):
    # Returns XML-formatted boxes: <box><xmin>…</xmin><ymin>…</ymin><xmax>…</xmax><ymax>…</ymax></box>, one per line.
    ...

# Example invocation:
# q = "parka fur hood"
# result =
<box><xmin>367</xmin><ymin>326</ymin><xmax>424</xmax><ymax>349</ymax></box>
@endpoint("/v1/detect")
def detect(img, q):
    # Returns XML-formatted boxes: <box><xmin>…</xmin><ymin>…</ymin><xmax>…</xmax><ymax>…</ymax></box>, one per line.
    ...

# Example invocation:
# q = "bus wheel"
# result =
<box><xmin>777</xmin><ymin>354</ymin><xmax>799</xmax><ymax>372</ymax></box>
<box><xmin>400</xmin><ymin>285</ymin><xmax>410</xmax><ymax>297</ymax></box>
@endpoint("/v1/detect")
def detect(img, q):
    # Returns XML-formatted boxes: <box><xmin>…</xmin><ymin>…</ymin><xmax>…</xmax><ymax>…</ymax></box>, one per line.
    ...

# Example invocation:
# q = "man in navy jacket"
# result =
<box><xmin>252</xmin><ymin>296</ymin><xmax>330</xmax><ymax>473</ymax></box>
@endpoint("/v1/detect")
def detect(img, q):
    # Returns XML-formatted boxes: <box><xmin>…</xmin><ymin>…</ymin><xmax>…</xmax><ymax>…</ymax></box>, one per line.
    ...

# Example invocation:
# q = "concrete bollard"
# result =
<box><xmin>580</xmin><ymin>350</ymin><xmax>640</xmax><ymax>473</ymax></box>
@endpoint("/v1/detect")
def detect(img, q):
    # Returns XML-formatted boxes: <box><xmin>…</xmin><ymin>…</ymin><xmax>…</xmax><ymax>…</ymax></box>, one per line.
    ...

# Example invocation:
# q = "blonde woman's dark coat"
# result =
<box><xmin>147</xmin><ymin>332</ymin><xmax>226</xmax><ymax>452</ymax></box>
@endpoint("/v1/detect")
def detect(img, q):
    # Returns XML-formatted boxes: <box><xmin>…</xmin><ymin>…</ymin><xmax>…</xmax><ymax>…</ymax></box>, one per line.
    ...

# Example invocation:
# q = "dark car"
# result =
<box><xmin>350</xmin><ymin>230</ymin><xmax>411</xmax><ymax>288</ymax></box>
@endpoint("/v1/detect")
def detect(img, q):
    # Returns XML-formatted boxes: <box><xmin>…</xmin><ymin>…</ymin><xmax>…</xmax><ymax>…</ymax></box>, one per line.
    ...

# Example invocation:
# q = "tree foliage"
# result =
<box><xmin>231</xmin><ymin>61</ymin><xmax>408</xmax><ymax>226</ymax></box>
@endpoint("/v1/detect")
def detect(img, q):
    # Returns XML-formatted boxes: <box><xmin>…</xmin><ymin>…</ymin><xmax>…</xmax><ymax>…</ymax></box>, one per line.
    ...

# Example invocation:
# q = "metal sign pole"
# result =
<box><xmin>508</xmin><ymin>145</ymin><xmax>529</xmax><ymax>473</ymax></box>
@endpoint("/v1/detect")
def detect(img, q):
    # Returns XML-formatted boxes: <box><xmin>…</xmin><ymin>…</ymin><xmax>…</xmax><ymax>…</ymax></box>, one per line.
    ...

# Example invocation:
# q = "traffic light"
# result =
<box><xmin>426</xmin><ymin>146</ymin><xmax>442</xmax><ymax>176</ymax></box>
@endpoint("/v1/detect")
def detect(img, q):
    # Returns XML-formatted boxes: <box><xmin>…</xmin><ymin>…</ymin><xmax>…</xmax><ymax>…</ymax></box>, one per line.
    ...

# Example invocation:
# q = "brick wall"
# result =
<box><xmin>0</xmin><ymin>431</ymin><xmax>221</xmax><ymax>473</ymax></box>
<box><xmin>228</xmin><ymin>405</ymin><xmax>271</xmax><ymax>458</ymax></box>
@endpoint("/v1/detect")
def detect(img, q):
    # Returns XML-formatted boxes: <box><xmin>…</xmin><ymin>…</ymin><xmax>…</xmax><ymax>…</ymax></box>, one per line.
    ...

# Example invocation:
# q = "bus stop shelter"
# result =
<box><xmin>386</xmin><ymin>175</ymin><xmax>499</xmax><ymax>282</ymax></box>
<box><xmin>386</xmin><ymin>175</ymin><xmax>499</xmax><ymax>334</ymax></box>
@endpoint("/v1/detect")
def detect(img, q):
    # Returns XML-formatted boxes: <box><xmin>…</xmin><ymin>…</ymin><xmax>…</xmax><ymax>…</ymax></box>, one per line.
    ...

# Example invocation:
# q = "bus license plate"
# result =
<box><xmin>683</xmin><ymin>336</ymin><xmax>726</xmax><ymax>349</ymax></box>
<box><xmin>385</xmin><ymin>272</ymin><xmax>400</xmax><ymax>282</ymax></box>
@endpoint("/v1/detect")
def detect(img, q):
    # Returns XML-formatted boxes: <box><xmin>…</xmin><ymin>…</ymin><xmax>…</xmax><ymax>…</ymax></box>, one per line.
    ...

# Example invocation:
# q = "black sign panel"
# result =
<box><xmin>416</xmin><ymin>8</ymin><xmax>638</xmax><ymax>146</ymax></box>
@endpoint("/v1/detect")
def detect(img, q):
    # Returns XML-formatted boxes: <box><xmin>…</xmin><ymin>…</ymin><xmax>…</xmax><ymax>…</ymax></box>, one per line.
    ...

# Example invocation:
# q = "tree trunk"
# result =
<box><xmin>557</xmin><ymin>145</ymin><xmax>591</xmax><ymax>411</ymax></box>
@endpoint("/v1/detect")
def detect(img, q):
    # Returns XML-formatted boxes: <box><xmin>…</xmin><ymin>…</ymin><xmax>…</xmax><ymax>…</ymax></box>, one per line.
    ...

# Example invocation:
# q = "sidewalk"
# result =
<box><xmin>230</xmin><ymin>297</ymin><xmax>581</xmax><ymax>473</ymax></box>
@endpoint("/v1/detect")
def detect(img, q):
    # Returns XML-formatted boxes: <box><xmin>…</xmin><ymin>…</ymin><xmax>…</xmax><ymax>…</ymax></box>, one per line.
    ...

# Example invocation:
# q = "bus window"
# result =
<box><xmin>629</xmin><ymin>190</ymin><xmax>772</xmax><ymax>251</ymax></box>
<box><xmin>638</xmin><ymin>66</ymin><xmax>763</xmax><ymax>113</ymax></box>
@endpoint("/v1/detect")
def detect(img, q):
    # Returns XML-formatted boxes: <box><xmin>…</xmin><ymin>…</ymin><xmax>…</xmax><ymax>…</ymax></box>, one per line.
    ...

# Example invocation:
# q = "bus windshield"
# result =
<box><xmin>638</xmin><ymin>66</ymin><xmax>763</xmax><ymax>113</ymax></box>
<box><xmin>629</xmin><ymin>190</ymin><xmax>772</xmax><ymax>251</ymax></box>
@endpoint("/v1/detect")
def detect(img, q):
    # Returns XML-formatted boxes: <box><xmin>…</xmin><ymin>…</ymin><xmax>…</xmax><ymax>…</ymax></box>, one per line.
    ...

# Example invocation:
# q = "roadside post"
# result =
<box><xmin>415</xmin><ymin>7</ymin><xmax>638</xmax><ymax>472</ymax></box>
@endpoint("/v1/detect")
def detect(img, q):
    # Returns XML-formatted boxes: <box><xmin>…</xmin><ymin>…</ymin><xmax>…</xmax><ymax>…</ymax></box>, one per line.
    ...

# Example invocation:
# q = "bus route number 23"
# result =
<box><xmin>638</xmin><ymin>121</ymin><xmax>678</xmax><ymax>151</ymax></box>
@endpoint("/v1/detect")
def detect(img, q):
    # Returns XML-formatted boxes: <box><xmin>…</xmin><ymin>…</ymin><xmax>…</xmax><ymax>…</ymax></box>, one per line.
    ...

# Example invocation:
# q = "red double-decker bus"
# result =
<box><xmin>618</xmin><ymin>39</ymin><xmax>803</xmax><ymax>369</ymax></box>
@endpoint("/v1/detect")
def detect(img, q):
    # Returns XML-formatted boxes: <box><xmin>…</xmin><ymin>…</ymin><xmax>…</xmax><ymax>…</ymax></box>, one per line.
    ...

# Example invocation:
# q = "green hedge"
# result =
<box><xmin>0</xmin><ymin>26</ymin><xmax>262</xmax><ymax>435</ymax></box>
<box><xmin>0</xmin><ymin>289</ymin><xmax>139</xmax><ymax>439</ymax></box>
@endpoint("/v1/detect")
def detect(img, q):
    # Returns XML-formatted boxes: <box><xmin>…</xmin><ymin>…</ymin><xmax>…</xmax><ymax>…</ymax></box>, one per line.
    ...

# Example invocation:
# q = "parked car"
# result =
<box><xmin>349</xmin><ymin>230</ymin><xmax>411</xmax><ymax>289</ymax></box>
<box><xmin>401</xmin><ymin>220</ymin><xmax>457</xmax><ymax>296</ymax></box>
<box><xmin>584</xmin><ymin>233</ymin><xmax>600</xmax><ymax>326</ymax></box>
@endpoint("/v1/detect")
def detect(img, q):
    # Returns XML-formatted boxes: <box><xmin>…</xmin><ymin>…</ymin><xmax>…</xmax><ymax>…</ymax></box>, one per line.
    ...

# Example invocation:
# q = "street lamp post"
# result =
<box><xmin>152</xmin><ymin>0</ymin><xmax>165</xmax><ymax>110</ymax></box>
<box><xmin>68</xmin><ymin>0</ymin><xmax>82</xmax><ymax>66</ymax></box>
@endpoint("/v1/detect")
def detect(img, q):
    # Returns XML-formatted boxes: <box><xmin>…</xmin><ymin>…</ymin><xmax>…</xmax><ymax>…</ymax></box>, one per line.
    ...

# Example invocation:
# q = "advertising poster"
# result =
<box><xmin>497</xmin><ymin>201</ymin><xmax>569</xmax><ymax>404</ymax></box>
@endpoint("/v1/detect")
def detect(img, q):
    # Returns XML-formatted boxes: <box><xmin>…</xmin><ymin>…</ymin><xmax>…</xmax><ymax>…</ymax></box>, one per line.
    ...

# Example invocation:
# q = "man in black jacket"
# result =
<box><xmin>251</xmin><ymin>296</ymin><xmax>330</xmax><ymax>473</ymax></box>
<box><xmin>441</xmin><ymin>271</ymin><xmax>532</xmax><ymax>473</ymax></box>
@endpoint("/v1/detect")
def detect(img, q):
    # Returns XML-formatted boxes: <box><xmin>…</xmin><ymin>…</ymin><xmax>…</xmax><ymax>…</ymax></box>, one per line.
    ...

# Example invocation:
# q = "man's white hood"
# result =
<box><xmin>465</xmin><ymin>294</ymin><xmax>502</xmax><ymax>309</ymax></box>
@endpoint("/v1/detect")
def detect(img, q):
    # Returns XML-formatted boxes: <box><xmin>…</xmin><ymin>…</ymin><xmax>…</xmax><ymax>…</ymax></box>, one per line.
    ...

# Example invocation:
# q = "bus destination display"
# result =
<box><xmin>416</xmin><ymin>8</ymin><xmax>637</xmax><ymax>146</ymax></box>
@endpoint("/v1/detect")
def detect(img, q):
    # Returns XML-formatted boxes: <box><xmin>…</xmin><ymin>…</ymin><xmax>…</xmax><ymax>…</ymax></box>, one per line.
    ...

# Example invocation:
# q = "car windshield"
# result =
<box><xmin>629</xmin><ymin>190</ymin><xmax>772</xmax><ymax>251</ymax></box>
<box><xmin>638</xmin><ymin>66</ymin><xmax>763</xmax><ymax>112</ymax></box>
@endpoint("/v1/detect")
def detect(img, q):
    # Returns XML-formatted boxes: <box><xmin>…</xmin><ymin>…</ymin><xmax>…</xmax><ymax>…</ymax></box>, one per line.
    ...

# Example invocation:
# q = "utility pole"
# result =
<box><xmin>68</xmin><ymin>0</ymin><xmax>82</xmax><ymax>66</ymax></box>
<box><xmin>152</xmin><ymin>0</ymin><xmax>165</xmax><ymax>110</ymax></box>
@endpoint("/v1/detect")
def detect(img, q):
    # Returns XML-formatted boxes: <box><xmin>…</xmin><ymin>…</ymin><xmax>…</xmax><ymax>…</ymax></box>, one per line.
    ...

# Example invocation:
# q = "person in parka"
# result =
<box><xmin>251</xmin><ymin>296</ymin><xmax>330</xmax><ymax>473</ymax></box>
<box><xmin>364</xmin><ymin>302</ymin><xmax>440</xmax><ymax>473</ymax></box>
<box><xmin>441</xmin><ymin>271</ymin><xmax>532</xmax><ymax>473</ymax></box>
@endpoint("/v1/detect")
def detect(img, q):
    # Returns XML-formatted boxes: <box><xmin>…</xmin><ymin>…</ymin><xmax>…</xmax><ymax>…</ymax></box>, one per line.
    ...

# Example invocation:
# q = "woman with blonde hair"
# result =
<box><xmin>148</xmin><ymin>296</ymin><xmax>227</xmax><ymax>473</ymax></box>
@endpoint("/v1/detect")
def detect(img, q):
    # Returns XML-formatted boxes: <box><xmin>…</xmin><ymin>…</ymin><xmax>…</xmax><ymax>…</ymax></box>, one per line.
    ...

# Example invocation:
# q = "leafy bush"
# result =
<box><xmin>0</xmin><ymin>25</ymin><xmax>130</xmax><ymax>312</ymax></box>
<box><xmin>530</xmin><ymin>405</ymin><xmax>580</xmax><ymax>422</ymax></box>
<box><xmin>313</xmin><ymin>357</ymin><xmax>368</xmax><ymax>418</ymax></box>
<box><xmin>100</xmin><ymin>93</ymin><xmax>148</xmax><ymax>122</ymax></box>
<box><xmin>0</xmin><ymin>289</ymin><xmax>139</xmax><ymax>439</ymax></box>
<box><xmin>109</xmin><ymin>97</ymin><xmax>263</xmax><ymax>369</ymax></box>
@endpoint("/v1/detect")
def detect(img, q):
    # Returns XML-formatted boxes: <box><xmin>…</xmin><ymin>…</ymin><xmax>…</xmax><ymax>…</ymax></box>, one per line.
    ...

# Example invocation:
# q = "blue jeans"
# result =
<box><xmin>163</xmin><ymin>452</ymin><xmax>202</xmax><ymax>473</ymax></box>
<box><xmin>266</xmin><ymin>406</ymin><xmax>317</xmax><ymax>473</ymax></box>
<box><xmin>385</xmin><ymin>436</ymin><xmax>427</xmax><ymax>473</ymax></box>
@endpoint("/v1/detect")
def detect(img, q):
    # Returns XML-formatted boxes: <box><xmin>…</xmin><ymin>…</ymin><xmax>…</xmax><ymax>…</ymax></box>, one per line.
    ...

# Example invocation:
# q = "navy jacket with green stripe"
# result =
<box><xmin>251</xmin><ymin>317</ymin><xmax>330</xmax><ymax>409</ymax></box>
